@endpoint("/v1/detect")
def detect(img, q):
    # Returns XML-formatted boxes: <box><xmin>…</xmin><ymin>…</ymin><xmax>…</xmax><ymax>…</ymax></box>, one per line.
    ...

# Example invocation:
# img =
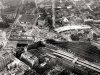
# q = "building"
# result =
<box><xmin>55</xmin><ymin>25</ymin><xmax>91</xmax><ymax>33</ymax></box>
<box><xmin>55</xmin><ymin>25</ymin><xmax>92</xmax><ymax>41</ymax></box>
<box><xmin>0</xmin><ymin>57</ymin><xmax>30</xmax><ymax>75</ymax></box>
<box><xmin>0</xmin><ymin>30</ymin><xmax>7</xmax><ymax>48</ymax></box>
<box><xmin>0</xmin><ymin>16</ymin><xmax>3</xmax><ymax>22</ymax></box>
<box><xmin>2</xmin><ymin>6</ymin><xmax>18</xmax><ymax>23</ymax></box>
<box><xmin>21</xmin><ymin>52</ymin><xmax>39</xmax><ymax>67</ymax></box>
<box><xmin>38</xmin><ymin>0</ymin><xmax>52</xmax><ymax>8</ymax></box>
<box><xmin>0</xmin><ymin>51</ymin><xmax>14</xmax><ymax>71</ymax></box>
<box><xmin>19</xmin><ymin>14</ymin><xmax>36</xmax><ymax>30</ymax></box>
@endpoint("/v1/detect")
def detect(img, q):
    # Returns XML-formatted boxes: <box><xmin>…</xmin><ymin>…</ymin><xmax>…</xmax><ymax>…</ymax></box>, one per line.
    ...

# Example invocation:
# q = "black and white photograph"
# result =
<box><xmin>0</xmin><ymin>0</ymin><xmax>100</xmax><ymax>75</ymax></box>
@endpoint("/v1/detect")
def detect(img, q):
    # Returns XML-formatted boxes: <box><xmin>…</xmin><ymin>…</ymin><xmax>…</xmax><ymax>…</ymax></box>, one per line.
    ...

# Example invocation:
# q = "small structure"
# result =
<box><xmin>37</xmin><ymin>18</ymin><xmax>46</xmax><ymax>27</ymax></box>
<box><xmin>0</xmin><ymin>30</ymin><xmax>7</xmax><ymax>48</ymax></box>
<box><xmin>0</xmin><ymin>16</ymin><xmax>3</xmax><ymax>22</ymax></box>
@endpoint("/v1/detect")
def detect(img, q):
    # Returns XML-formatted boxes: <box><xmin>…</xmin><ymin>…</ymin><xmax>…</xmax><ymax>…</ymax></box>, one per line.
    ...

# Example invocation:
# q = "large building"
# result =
<box><xmin>0</xmin><ymin>51</ymin><xmax>14</xmax><ymax>71</ymax></box>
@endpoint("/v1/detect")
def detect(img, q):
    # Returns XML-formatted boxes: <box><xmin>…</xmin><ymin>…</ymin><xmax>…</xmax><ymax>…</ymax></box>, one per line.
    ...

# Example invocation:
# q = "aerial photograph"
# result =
<box><xmin>0</xmin><ymin>0</ymin><xmax>100</xmax><ymax>75</ymax></box>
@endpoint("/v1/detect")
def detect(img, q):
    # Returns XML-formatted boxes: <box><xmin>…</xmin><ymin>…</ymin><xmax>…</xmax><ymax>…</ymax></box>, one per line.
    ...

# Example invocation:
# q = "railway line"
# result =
<box><xmin>42</xmin><ymin>43</ymin><xmax>100</xmax><ymax>73</ymax></box>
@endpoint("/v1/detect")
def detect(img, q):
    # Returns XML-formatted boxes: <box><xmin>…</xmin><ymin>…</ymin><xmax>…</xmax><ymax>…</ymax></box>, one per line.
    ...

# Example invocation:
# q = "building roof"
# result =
<box><xmin>55</xmin><ymin>25</ymin><xmax>91</xmax><ymax>33</ymax></box>
<box><xmin>37</xmin><ymin>0</ymin><xmax>52</xmax><ymax>5</ymax></box>
<box><xmin>19</xmin><ymin>14</ymin><xmax>35</xmax><ymax>23</ymax></box>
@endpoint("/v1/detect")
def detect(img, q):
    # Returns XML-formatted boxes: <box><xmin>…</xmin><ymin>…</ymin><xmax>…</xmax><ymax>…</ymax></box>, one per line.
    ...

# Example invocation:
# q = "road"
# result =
<box><xmin>3</xmin><ymin>14</ymin><xmax>22</xmax><ymax>49</ymax></box>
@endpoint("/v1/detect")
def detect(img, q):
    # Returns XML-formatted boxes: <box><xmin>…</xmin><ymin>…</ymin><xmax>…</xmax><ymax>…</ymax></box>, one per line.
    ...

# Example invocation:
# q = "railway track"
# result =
<box><xmin>42</xmin><ymin>43</ymin><xmax>100</xmax><ymax>73</ymax></box>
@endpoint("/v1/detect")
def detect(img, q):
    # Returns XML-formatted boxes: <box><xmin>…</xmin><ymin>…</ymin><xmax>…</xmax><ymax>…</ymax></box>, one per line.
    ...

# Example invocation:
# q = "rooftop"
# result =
<box><xmin>19</xmin><ymin>14</ymin><xmax>35</xmax><ymax>23</ymax></box>
<box><xmin>55</xmin><ymin>25</ymin><xmax>91</xmax><ymax>33</ymax></box>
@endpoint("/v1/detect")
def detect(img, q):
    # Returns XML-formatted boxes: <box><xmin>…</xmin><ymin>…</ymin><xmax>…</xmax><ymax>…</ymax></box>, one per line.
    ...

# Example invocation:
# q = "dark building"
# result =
<box><xmin>0</xmin><ymin>22</ymin><xmax>9</xmax><ymax>28</ymax></box>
